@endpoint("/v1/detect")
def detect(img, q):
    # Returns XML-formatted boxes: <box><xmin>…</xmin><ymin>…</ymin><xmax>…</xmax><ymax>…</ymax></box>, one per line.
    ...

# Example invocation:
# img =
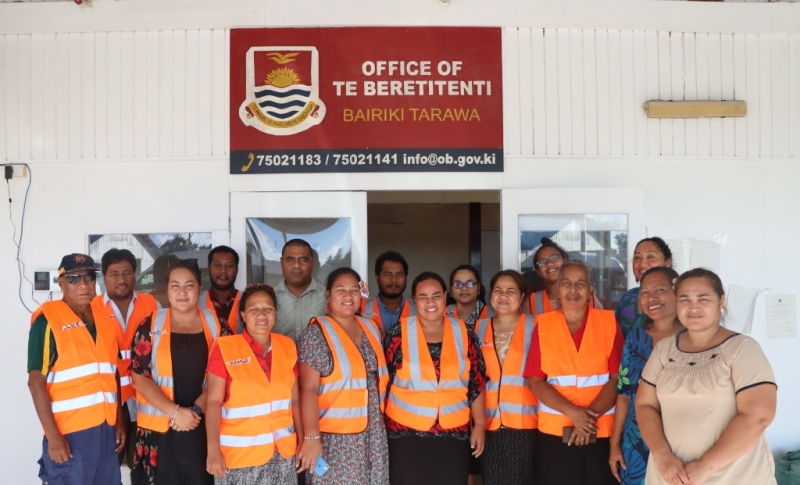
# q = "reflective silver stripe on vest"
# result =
<box><xmin>273</xmin><ymin>423</ymin><xmax>295</xmax><ymax>440</ymax></box>
<box><xmin>317</xmin><ymin>316</ymin><xmax>368</xmax><ymax>420</ymax></box>
<box><xmin>51</xmin><ymin>391</ymin><xmax>116</xmax><ymax>413</ymax></box>
<box><xmin>499</xmin><ymin>402</ymin><xmax>538</xmax><ymax>416</ymax></box>
<box><xmin>534</xmin><ymin>291</ymin><xmax>545</xmax><ymax>316</ymax></box>
<box><xmin>272</xmin><ymin>398</ymin><xmax>292</xmax><ymax>412</ymax></box>
<box><xmin>578</xmin><ymin>374</ymin><xmax>610</xmax><ymax>387</ymax></box>
<box><xmin>150</xmin><ymin>309</ymin><xmax>169</xmax><ymax>383</ymax></box>
<box><xmin>387</xmin><ymin>392</ymin><xmax>437</xmax><ymax>418</ymax></box>
<box><xmin>199</xmin><ymin>291</ymin><xmax>210</xmax><ymax>309</ymax></box>
<box><xmin>318</xmin><ymin>378</ymin><xmax>368</xmax><ymax>394</ymax></box>
<box><xmin>120</xmin><ymin>376</ymin><xmax>131</xmax><ymax>387</ymax></box>
<box><xmin>120</xmin><ymin>350</ymin><xmax>132</xmax><ymax>360</ymax></box>
<box><xmin>220</xmin><ymin>432</ymin><xmax>274</xmax><ymax>447</ymax></box>
<box><xmin>154</xmin><ymin>376</ymin><xmax>175</xmax><ymax>388</ymax></box>
<box><xmin>447</xmin><ymin>316</ymin><xmax>468</xmax><ymax>384</ymax></box>
<box><xmin>445</xmin><ymin>304</ymin><xmax>456</xmax><ymax>316</ymax></box>
<box><xmin>485</xmin><ymin>381</ymin><xmax>500</xmax><ymax>392</ymax></box>
<box><xmin>547</xmin><ymin>374</ymin><xmax>578</xmax><ymax>386</ymax></box>
<box><xmin>222</xmin><ymin>402</ymin><xmax>272</xmax><ymax>419</ymax></box>
<box><xmin>139</xmin><ymin>403</ymin><xmax>168</xmax><ymax>418</ymax></box>
<box><xmin>200</xmin><ymin>309</ymin><xmax>220</xmax><ymax>340</ymax></box>
<box><xmin>392</xmin><ymin>377</ymin><xmax>437</xmax><ymax>392</ymax></box>
<box><xmin>406</xmin><ymin>316</ymin><xmax>423</xmax><ymax>382</ymax></box>
<box><xmin>539</xmin><ymin>401</ymin><xmax>613</xmax><ymax>416</ymax></box>
<box><xmin>317</xmin><ymin>407</ymin><xmax>369</xmax><ymax>419</ymax></box>
<box><xmin>440</xmin><ymin>400</ymin><xmax>468</xmax><ymax>416</ymax></box>
<box><xmin>363</xmin><ymin>298</ymin><xmax>376</xmax><ymax>319</ymax></box>
<box><xmin>47</xmin><ymin>362</ymin><xmax>116</xmax><ymax>384</ymax></box>
<box><xmin>486</xmin><ymin>407</ymin><xmax>501</xmax><ymax>418</ymax></box>
<box><xmin>501</xmin><ymin>375</ymin><xmax>527</xmax><ymax>386</ymax></box>
<box><xmin>356</xmin><ymin>316</ymin><xmax>388</xmax><ymax>401</ymax></box>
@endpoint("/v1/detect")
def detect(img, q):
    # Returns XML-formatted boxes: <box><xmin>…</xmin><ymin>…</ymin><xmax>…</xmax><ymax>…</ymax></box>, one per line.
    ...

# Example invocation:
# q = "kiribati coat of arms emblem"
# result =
<box><xmin>239</xmin><ymin>46</ymin><xmax>326</xmax><ymax>136</ymax></box>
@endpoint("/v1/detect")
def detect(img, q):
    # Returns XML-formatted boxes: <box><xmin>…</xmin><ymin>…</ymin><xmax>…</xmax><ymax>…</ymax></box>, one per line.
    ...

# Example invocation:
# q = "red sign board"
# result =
<box><xmin>230</xmin><ymin>27</ymin><xmax>503</xmax><ymax>174</ymax></box>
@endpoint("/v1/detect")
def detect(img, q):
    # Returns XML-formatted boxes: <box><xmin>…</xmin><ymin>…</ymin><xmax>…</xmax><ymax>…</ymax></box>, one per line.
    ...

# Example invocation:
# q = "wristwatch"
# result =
<box><xmin>191</xmin><ymin>404</ymin><xmax>204</xmax><ymax>416</ymax></box>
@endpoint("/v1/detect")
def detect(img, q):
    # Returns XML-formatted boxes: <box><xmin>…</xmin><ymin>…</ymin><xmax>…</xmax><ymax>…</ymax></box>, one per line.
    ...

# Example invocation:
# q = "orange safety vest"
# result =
<box><xmin>33</xmin><ymin>300</ymin><xmax>119</xmax><ymax>435</ymax></box>
<box><xmin>537</xmin><ymin>308</ymin><xmax>617</xmax><ymax>438</ymax></box>
<box><xmin>385</xmin><ymin>316</ymin><xmax>470</xmax><ymax>431</ymax></box>
<box><xmin>201</xmin><ymin>290</ymin><xmax>241</xmax><ymax>334</ymax></box>
<box><xmin>136</xmin><ymin>308</ymin><xmax>220</xmax><ymax>432</ymax></box>
<box><xmin>360</xmin><ymin>296</ymin><xmax>416</xmax><ymax>329</ymax></box>
<box><xmin>216</xmin><ymin>333</ymin><xmax>297</xmax><ymax>468</ymax></box>
<box><xmin>528</xmin><ymin>291</ymin><xmax>555</xmax><ymax>316</ymax></box>
<box><xmin>314</xmin><ymin>315</ymin><xmax>388</xmax><ymax>434</ymax></box>
<box><xmin>447</xmin><ymin>303</ymin><xmax>494</xmax><ymax>321</ymax></box>
<box><xmin>91</xmin><ymin>292</ymin><xmax>159</xmax><ymax>403</ymax></box>
<box><xmin>475</xmin><ymin>314</ymin><xmax>538</xmax><ymax>430</ymax></box>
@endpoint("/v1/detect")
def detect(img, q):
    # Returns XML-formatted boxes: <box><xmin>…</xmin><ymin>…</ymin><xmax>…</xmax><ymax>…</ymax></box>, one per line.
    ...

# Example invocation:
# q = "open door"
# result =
<box><xmin>230</xmin><ymin>191</ymin><xmax>368</xmax><ymax>290</ymax></box>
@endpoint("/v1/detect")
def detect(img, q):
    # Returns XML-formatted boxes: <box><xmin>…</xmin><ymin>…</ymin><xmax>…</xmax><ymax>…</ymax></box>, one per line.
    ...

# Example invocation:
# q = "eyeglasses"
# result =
<box><xmin>535</xmin><ymin>254</ymin><xmax>562</xmax><ymax>268</ymax></box>
<box><xmin>62</xmin><ymin>272</ymin><xmax>97</xmax><ymax>284</ymax></box>
<box><xmin>452</xmin><ymin>280</ymin><xmax>477</xmax><ymax>289</ymax></box>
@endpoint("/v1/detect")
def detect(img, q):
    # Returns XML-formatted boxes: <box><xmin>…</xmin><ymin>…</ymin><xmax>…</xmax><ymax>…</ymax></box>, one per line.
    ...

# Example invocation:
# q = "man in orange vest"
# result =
<box><xmin>361</xmin><ymin>250</ymin><xmax>416</xmax><ymax>331</ymax></box>
<box><xmin>91</xmin><ymin>248</ymin><xmax>159</xmax><ymax>469</ymax></box>
<box><xmin>201</xmin><ymin>245</ymin><xmax>241</xmax><ymax>334</ymax></box>
<box><xmin>27</xmin><ymin>253</ymin><xmax>124</xmax><ymax>485</ymax></box>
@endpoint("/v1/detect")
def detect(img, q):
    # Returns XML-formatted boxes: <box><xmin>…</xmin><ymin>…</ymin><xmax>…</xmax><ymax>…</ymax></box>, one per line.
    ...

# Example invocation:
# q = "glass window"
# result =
<box><xmin>519</xmin><ymin>214</ymin><xmax>628</xmax><ymax>309</ymax></box>
<box><xmin>246</xmin><ymin>218</ymin><xmax>351</xmax><ymax>286</ymax></box>
<box><xmin>88</xmin><ymin>233</ymin><xmax>213</xmax><ymax>305</ymax></box>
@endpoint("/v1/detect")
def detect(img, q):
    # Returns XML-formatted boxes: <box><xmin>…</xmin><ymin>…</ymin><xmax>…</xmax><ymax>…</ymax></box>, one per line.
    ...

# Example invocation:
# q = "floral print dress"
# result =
<box><xmin>129</xmin><ymin>316</ymin><xmax>231</xmax><ymax>485</ymax></box>
<box><xmin>615</xmin><ymin>287</ymin><xmax>647</xmax><ymax>338</ymax></box>
<box><xmin>617</xmin><ymin>326</ymin><xmax>653</xmax><ymax>485</ymax></box>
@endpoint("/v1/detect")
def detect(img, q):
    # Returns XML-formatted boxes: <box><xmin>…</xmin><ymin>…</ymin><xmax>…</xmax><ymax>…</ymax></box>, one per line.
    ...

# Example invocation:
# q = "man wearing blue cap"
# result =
<box><xmin>27</xmin><ymin>253</ymin><xmax>125</xmax><ymax>485</ymax></box>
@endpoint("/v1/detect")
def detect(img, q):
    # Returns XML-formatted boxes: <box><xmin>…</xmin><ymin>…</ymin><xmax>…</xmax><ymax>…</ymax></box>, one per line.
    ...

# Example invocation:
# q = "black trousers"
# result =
<box><xmin>118</xmin><ymin>403</ymin><xmax>137</xmax><ymax>469</ymax></box>
<box><xmin>536</xmin><ymin>432</ymin><xmax>617</xmax><ymax>485</ymax></box>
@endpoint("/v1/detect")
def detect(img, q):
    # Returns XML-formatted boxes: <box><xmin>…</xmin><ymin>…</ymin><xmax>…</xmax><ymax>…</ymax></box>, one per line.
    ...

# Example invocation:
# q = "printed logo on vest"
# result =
<box><xmin>227</xmin><ymin>357</ymin><xmax>251</xmax><ymax>366</ymax></box>
<box><xmin>238</xmin><ymin>47</ymin><xmax>326</xmax><ymax>137</ymax></box>
<box><xmin>479</xmin><ymin>341</ymin><xmax>494</xmax><ymax>348</ymax></box>
<box><xmin>62</xmin><ymin>321</ymin><xmax>86</xmax><ymax>331</ymax></box>
<box><xmin>149</xmin><ymin>330</ymin><xmax>168</xmax><ymax>337</ymax></box>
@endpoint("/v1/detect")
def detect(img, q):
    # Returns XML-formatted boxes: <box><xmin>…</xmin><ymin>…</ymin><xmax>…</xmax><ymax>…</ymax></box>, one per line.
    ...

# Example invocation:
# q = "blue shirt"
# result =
<box><xmin>376</xmin><ymin>294</ymin><xmax>406</xmax><ymax>332</ymax></box>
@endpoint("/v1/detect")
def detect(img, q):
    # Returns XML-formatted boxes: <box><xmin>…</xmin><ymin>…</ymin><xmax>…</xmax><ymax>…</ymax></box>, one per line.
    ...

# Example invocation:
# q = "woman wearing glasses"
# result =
<box><xmin>205</xmin><ymin>283</ymin><xmax>302</xmax><ymax>484</ymax></box>
<box><xmin>296</xmin><ymin>267</ymin><xmax>390</xmax><ymax>484</ymax></box>
<box><xmin>130</xmin><ymin>259</ymin><xmax>224</xmax><ymax>485</ymax></box>
<box><xmin>529</xmin><ymin>238</ymin><xmax>603</xmax><ymax>316</ymax></box>
<box><xmin>614</xmin><ymin>238</ymin><xmax>673</xmax><ymax>338</ymax></box>
<box><xmin>446</xmin><ymin>265</ymin><xmax>490</xmax><ymax>331</ymax></box>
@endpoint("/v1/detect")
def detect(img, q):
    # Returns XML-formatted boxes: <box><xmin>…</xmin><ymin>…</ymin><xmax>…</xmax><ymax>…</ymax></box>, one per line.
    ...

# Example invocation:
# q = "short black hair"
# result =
<box><xmin>374</xmin><ymin>250</ymin><xmax>408</xmax><ymax>276</ymax></box>
<box><xmin>411</xmin><ymin>271</ymin><xmax>447</xmax><ymax>296</ymax></box>
<box><xmin>282</xmin><ymin>239</ymin><xmax>313</xmax><ymax>257</ymax></box>
<box><xmin>101</xmin><ymin>248</ymin><xmax>137</xmax><ymax>275</ymax></box>
<box><xmin>208</xmin><ymin>245</ymin><xmax>239</xmax><ymax>266</ymax></box>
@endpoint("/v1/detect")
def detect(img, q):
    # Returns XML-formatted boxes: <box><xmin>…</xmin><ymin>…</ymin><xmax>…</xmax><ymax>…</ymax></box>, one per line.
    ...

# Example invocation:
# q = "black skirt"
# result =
<box><xmin>483</xmin><ymin>428</ymin><xmax>537</xmax><ymax>485</ymax></box>
<box><xmin>388</xmin><ymin>436</ymin><xmax>471</xmax><ymax>485</ymax></box>
<box><xmin>536</xmin><ymin>432</ymin><xmax>616</xmax><ymax>485</ymax></box>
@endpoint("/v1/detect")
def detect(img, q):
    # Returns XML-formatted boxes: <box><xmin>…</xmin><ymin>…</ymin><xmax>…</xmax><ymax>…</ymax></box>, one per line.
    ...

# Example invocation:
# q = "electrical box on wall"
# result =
<box><xmin>34</xmin><ymin>271</ymin><xmax>60</xmax><ymax>292</ymax></box>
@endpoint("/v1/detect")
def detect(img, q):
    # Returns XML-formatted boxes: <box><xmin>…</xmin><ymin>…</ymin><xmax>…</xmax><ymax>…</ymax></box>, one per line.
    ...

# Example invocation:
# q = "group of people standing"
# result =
<box><xmin>27</xmin><ymin>236</ymin><xmax>778</xmax><ymax>485</ymax></box>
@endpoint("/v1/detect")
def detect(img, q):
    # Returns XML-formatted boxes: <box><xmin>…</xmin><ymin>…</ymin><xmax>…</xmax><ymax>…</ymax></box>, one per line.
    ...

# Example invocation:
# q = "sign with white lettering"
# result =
<box><xmin>230</xmin><ymin>27</ymin><xmax>503</xmax><ymax>173</ymax></box>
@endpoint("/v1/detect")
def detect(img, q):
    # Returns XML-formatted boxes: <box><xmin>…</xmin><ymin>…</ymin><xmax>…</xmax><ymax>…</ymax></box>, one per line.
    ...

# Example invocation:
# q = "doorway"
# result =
<box><xmin>366</xmin><ymin>191</ymin><xmax>501</xmax><ymax>298</ymax></box>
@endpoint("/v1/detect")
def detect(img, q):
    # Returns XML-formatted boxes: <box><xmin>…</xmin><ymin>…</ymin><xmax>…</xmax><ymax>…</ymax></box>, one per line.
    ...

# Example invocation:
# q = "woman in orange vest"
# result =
<box><xmin>296</xmin><ymin>267</ymin><xmax>390</xmax><ymax>484</ymax></box>
<box><xmin>445</xmin><ymin>264</ymin><xmax>490</xmax><ymax>331</ymax></box>
<box><xmin>205</xmin><ymin>283</ymin><xmax>301</xmax><ymax>484</ymax></box>
<box><xmin>129</xmin><ymin>259</ymin><xmax>223</xmax><ymax>485</ymax></box>
<box><xmin>384</xmin><ymin>271</ymin><xmax>489</xmax><ymax>485</ymax></box>
<box><xmin>525</xmin><ymin>260</ymin><xmax>623</xmax><ymax>485</ymax></box>
<box><xmin>477</xmin><ymin>270</ymin><xmax>538</xmax><ymax>485</ymax></box>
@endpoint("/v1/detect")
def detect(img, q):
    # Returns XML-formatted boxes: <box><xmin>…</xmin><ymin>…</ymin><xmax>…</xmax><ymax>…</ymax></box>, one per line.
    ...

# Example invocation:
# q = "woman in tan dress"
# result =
<box><xmin>637</xmin><ymin>268</ymin><xmax>777</xmax><ymax>485</ymax></box>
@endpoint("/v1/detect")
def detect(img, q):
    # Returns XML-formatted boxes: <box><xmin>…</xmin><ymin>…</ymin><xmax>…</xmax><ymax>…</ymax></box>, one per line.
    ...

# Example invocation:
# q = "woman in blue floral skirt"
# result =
<box><xmin>608</xmin><ymin>267</ymin><xmax>682</xmax><ymax>485</ymax></box>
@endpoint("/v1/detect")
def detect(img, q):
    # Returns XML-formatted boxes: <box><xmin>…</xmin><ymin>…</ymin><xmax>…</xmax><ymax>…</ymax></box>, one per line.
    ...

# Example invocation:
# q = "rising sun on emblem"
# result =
<box><xmin>265</xmin><ymin>68</ymin><xmax>300</xmax><ymax>88</ymax></box>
